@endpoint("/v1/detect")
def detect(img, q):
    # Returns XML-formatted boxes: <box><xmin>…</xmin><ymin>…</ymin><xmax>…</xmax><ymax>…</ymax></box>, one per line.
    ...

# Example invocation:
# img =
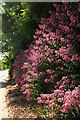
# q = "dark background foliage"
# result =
<box><xmin>2</xmin><ymin>2</ymin><xmax>53</xmax><ymax>78</ymax></box>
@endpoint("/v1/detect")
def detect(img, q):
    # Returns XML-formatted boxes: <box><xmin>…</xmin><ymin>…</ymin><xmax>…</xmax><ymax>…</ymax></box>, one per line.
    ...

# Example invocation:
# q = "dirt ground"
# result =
<box><xmin>6</xmin><ymin>78</ymin><xmax>46</xmax><ymax>120</ymax></box>
<box><xmin>0</xmin><ymin>69</ymin><xmax>11</xmax><ymax>119</ymax></box>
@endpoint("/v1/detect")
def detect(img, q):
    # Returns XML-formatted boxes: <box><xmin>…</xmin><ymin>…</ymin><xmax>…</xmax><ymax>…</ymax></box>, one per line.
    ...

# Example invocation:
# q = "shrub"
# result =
<box><xmin>13</xmin><ymin>2</ymin><xmax>80</xmax><ymax>119</ymax></box>
<box><xmin>37</xmin><ymin>77</ymin><xmax>80</xmax><ymax>119</ymax></box>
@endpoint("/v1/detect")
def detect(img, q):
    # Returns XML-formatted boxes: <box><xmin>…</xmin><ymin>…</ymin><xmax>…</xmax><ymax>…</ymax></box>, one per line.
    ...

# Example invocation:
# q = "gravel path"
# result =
<box><xmin>0</xmin><ymin>69</ymin><xmax>10</xmax><ymax>119</ymax></box>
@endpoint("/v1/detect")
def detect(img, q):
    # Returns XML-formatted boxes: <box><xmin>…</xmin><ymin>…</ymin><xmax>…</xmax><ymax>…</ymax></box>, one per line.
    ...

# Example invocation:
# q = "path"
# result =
<box><xmin>0</xmin><ymin>69</ymin><xmax>10</xmax><ymax>120</ymax></box>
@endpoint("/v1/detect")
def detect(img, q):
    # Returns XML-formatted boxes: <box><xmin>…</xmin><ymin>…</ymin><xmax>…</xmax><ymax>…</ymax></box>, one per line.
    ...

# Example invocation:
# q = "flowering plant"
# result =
<box><xmin>37</xmin><ymin>77</ymin><xmax>80</xmax><ymax>119</ymax></box>
<box><xmin>13</xmin><ymin>2</ymin><xmax>80</xmax><ymax>119</ymax></box>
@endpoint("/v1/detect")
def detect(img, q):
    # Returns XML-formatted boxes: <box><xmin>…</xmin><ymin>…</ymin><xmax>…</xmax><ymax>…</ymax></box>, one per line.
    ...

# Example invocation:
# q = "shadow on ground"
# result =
<box><xmin>0</xmin><ymin>79</ymin><xmax>13</xmax><ymax>88</ymax></box>
<box><xmin>2</xmin><ymin>118</ymin><xmax>46</xmax><ymax>120</ymax></box>
<box><xmin>6</xmin><ymin>79</ymin><xmax>46</xmax><ymax>120</ymax></box>
<box><xmin>0</xmin><ymin>78</ymin><xmax>15</xmax><ymax>88</ymax></box>
<box><xmin>0</xmin><ymin>81</ymin><xmax>7</xmax><ymax>88</ymax></box>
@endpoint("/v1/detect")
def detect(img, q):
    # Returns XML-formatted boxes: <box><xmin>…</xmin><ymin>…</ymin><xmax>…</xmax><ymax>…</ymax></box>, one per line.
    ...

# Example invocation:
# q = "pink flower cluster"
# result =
<box><xmin>12</xmin><ymin>2</ymin><xmax>80</xmax><ymax>119</ymax></box>
<box><xmin>37</xmin><ymin>77</ymin><xmax>80</xmax><ymax>119</ymax></box>
<box><xmin>12</xmin><ymin>51</ymin><xmax>26</xmax><ymax>85</ymax></box>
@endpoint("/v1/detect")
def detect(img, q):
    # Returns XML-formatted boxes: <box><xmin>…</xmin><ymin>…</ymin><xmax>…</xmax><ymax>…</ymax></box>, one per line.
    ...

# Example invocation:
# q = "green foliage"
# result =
<box><xmin>1</xmin><ymin>64</ymin><xmax>4</xmax><ymax>70</ymax></box>
<box><xmin>0</xmin><ymin>58</ymin><xmax>8</xmax><ymax>70</ymax></box>
<box><xmin>2</xmin><ymin>2</ymin><xmax>53</xmax><ymax>78</ymax></box>
<box><xmin>0</xmin><ymin>60</ymin><xmax>2</xmax><ymax>69</ymax></box>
